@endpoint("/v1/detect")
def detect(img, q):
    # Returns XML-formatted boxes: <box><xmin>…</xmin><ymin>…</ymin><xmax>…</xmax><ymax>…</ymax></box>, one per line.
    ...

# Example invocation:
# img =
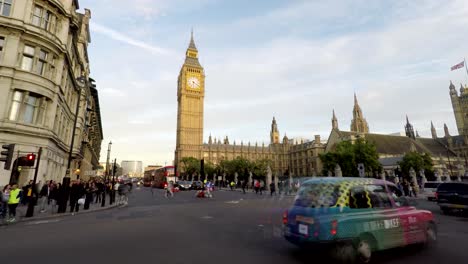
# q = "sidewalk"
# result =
<box><xmin>1</xmin><ymin>198</ymin><xmax>123</xmax><ymax>226</ymax></box>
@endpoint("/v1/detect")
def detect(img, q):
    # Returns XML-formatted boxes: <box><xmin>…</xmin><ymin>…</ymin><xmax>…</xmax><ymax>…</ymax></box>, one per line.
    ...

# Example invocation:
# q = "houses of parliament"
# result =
<box><xmin>174</xmin><ymin>33</ymin><xmax>367</xmax><ymax>177</ymax></box>
<box><xmin>174</xmin><ymin>32</ymin><xmax>468</xmax><ymax>178</ymax></box>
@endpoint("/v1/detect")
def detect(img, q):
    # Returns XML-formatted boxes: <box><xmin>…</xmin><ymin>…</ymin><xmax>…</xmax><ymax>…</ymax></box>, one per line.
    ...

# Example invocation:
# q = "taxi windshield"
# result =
<box><xmin>294</xmin><ymin>183</ymin><xmax>339</xmax><ymax>208</ymax></box>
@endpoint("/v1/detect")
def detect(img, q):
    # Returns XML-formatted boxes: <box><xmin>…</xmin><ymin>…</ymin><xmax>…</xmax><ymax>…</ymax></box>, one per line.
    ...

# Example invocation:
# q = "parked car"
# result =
<box><xmin>436</xmin><ymin>182</ymin><xmax>468</xmax><ymax>214</ymax></box>
<box><xmin>422</xmin><ymin>181</ymin><xmax>442</xmax><ymax>201</ymax></box>
<box><xmin>191</xmin><ymin>181</ymin><xmax>203</xmax><ymax>190</ymax></box>
<box><xmin>283</xmin><ymin>177</ymin><xmax>436</xmax><ymax>263</ymax></box>
<box><xmin>177</xmin><ymin>181</ymin><xmax>192</xmax><ymax>190</ymax></box>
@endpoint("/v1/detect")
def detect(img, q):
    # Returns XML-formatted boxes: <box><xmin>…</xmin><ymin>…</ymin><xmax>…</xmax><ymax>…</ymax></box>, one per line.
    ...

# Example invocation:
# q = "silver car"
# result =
<box><xmin>423</xmin><ymin>181</ymin><xmax>443</xmax><ymax>201</ymax></box>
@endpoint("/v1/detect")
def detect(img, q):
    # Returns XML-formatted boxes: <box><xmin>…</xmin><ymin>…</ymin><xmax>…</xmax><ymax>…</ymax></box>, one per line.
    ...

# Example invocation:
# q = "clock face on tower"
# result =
<box><xmin>187</xmin><ymin>76</ymin><xmax>200</xmax><ymax>89</ymax></box>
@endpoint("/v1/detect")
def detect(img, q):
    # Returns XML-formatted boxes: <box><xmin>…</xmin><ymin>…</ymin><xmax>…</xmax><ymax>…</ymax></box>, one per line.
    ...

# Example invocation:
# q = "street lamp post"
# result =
<box><xmin>58</xmin><ymin>76</ymin><xmax>86</xmax><ymax>213</ymax></box>
<box><xmin>445</xmin><ymin>145</ymin><xmax>454</xmax><ymax>178</ymax></box>
<box><xmin>105</xmin><ymin>141</ymin><xmax>112</xmax><ymax>182</ymax></box>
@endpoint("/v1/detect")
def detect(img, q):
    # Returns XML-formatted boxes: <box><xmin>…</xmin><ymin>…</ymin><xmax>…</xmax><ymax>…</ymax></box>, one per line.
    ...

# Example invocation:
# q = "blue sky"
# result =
<box><xmin>79</xmin><ymin>0</ymin><xmax>468</xmax><ymax>167</ymax></box>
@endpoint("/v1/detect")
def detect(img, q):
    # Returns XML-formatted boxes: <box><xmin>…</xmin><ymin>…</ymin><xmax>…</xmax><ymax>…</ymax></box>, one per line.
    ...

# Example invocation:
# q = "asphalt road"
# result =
<box><xmin>1</xmin><ymin>187</ymin><xmax>467</xmax><ymax>264</ymax></box>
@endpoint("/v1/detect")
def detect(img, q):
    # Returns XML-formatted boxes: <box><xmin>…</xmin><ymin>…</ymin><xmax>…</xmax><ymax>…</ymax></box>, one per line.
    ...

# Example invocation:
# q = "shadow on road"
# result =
<box><xmin>287</xmin><ymin>243</ymin><xmax>436</xmax><ymax>264</ymax></box>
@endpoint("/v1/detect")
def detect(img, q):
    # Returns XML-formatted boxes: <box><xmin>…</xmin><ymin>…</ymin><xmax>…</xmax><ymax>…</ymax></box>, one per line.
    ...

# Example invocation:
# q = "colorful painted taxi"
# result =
<box><xmin>283</xmin><ymin>177</ymin><xmax>436</xmax><ymax>263</ymax></box>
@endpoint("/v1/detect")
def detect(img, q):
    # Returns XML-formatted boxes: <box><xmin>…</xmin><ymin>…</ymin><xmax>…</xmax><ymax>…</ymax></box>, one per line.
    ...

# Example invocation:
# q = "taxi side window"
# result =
<box><xmin>349</xmin><ymin>187</ymin><xmax>371</xmax><ymax>209</ymax></box>
<box><xmin>365</xmin><ymin>185</ymin><xmax>392</xmax><ymax>209</ymax></box>
<box><xmin>349</xmin><ymin>185</ymin><xmax>392</xmax><ymax>209</ymax></box>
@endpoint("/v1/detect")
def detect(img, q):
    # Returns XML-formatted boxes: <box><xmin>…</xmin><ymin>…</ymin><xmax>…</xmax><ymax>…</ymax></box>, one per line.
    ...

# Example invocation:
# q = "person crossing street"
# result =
<box><xmin>165</xmin><ymin>181</ymin><xmax>174</xmax><ymax>198</ymax></box>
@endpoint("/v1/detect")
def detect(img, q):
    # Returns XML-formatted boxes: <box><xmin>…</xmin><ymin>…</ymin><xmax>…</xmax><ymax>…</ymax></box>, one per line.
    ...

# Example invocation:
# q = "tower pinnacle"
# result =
<box><xmin>332</xmin><ymin>109</ymin><xmax>339</xmax><ymax>130</ymax></box>
<box><xmin>350</xmin><ymin>93</ymin><xmax>369</xmax><ymax>133</ymax></box>
<box><xmin>188</xmin><ymin>29</ymin><xmax>197</xmax><ymax>51</ymax></box>
<box><xmin>405</xmin><ymin>115</ymin><xmax>416</xmax><ymax>139</ymax></box>
<box><xmin>431</xmin><ymin>121</ymin><xmax>437</xmax><ymax>139</ymax></box>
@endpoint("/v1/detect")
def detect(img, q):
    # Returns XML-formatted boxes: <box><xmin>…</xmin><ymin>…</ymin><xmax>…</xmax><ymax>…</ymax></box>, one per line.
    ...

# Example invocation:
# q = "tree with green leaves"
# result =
<box><xmin>319</xmin><ymin>138</ymin><xmax>381</xmax><ymax>177</ymax></box>
<box><xmin>180</xmin><ymin>157</ymin><xmax>200</xmax><ymax>177</ymax></box>
<box><xmin>250</xmin><ymin>158</ymin><xmax>271</xmax><ymax>178</ymax></box>
<box><xmin>398</xmin><ymin>152</ymin><xmax>434</xmax><ymax>179</ymax></box>
<box><xmin>204</xmin><ymin>161</ymin><xmax>216</xmax><ymax>179</ymax></box>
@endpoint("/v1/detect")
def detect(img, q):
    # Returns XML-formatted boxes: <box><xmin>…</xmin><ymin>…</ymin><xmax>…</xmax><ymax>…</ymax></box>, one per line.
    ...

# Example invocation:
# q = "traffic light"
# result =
<box><xmin>0</xmin><ymin>144</ymin><xmax>15</xmax><ymax>170</ymax></box>
<box><xmin>18</xmin><ymin>154</ymin><xmax>36</xmax><ymax>167</ymax></box>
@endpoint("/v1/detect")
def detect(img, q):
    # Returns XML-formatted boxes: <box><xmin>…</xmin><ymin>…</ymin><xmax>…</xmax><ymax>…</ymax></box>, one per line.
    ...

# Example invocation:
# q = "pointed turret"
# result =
<box><xmin>270</xmin><ymin>116</ymin><xmax>280</xmax><ymax>144</ymax></box>
<box><xmin>416</xmin><ymin>130</ymin><xmax>420</xmax><ymax>138</ymax></box>
<box><xmin>332</xmin><ymin>109</ymin><xmax>339</xmax><ymax>130</ymax></box>
<box><xmin>444</xmin><ymin>123</ymin><xmax>450</xmax><ymax>138</ymax></box>
<box><xmin>184</xmin><ymin>30</ymin><xmax>201</xmax><ymax>66</ymax></box>
<box><xmin>405</xmin><ymin>115</ymin><xmax>416</xmax><ymax>139</ymax></box>
<box><xmin>460</xmin><ymin>83</ymin><xmax>465</xmax><ymax>95</ymax></box>
<box><xmin>431</xmin><ymin>121</ymin><xmax>437</xmax><ymax>139</ymax></box>
<box><xmin>449</xmin><ymin>80</ymin><xmax>456</xmax><ymax>93</ymax></box>
<box><xmin>449</xmin><ymin>80</ymin><xmax>464</xmax><ymax>135</ymax></box>
<box><xmin>350</xmin><ymin>93</ymin><xmax>369</xmax><ymax>133</ymax></box>
<box><xmin>208</xmin><ymin>134</ymin><xmax>212</xmax><ymax>144</ymax></box>
<box><xmin>188</xmin><ymin>28</ymin><xmax>197</xmax><ymax>51</ymax></box>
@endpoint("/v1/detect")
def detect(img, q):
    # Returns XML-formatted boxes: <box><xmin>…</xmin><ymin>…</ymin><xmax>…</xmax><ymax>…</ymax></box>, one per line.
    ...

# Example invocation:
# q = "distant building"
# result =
<box><xmin>121</xmin><ymin>161</ymin><xmax>143</xmax><ymax>177</ymax></box>
<box><xmin>145</xmin><ymin>165</ymin><xmax>162</xmax><ymax>172</ymax></box>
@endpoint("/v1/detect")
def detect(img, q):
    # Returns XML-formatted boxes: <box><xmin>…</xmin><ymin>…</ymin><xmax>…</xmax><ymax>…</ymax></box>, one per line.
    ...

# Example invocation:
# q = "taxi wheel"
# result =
<box><xmin>331</xmin><ymin>242</ymin><xmax>356</xmax><ymax>263</ymax></box>
<box><xmin>441</xmin><ymin>207</ymin><xmax>451</xmax><ymax>215</ymax></box>
<box><xmin>425</xmin><ymin>223</ymin><xmax>437</xmax><ymax>247</ymax></box>
<box><xmin>355</xmin><ymin>237</ymin><xmax>373</xmax><ymax>263</ymax></box>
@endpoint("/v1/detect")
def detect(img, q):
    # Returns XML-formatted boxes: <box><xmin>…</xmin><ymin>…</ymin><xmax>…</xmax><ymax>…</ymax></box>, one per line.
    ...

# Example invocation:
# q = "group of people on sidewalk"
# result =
<box><xmin>0</xmin><ymin>179</ymin><xmax>131</xmax><ymax>223</ymax></box>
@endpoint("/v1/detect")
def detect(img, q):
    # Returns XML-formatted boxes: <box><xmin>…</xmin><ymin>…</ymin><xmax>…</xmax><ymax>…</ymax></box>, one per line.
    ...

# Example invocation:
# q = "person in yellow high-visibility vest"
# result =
<box><xmin>230</xmin><ymin>181</ymin><xmax>235</xmax><ymax>191</ymax></box>
<box><xmin>8</xmin><ymin>184</ymin><xmax>21</xmax><ymax>222</ymax></box>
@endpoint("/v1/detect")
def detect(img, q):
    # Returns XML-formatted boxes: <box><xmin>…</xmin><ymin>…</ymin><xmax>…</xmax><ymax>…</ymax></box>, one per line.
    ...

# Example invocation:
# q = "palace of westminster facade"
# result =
<box><xmin>175</xmin><ymin>33</ymin><xmax>468</xmax><ymax>178</ymax></box>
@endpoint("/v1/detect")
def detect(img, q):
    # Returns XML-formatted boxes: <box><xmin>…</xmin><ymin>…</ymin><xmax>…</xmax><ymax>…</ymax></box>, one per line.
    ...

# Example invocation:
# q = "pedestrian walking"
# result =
<box><xmin>242</xmin><ymin>180</ymin><xmax>247</xmax><ymax>194</ymax></box>
<box><xmin>49</xmin><ymin>182</ymin><xmax>58</xmax><ymax>213</ymax></box>
<box><xmin>69</xmin><ymin>180</ymin><xmax>84</xmax><ymax>214</ymax></box>
<box><xmin>270</xmin><ymin>182</ymin><xmax>276</xmax><ymax>196</ymax></box>
<box><xmin>254</xmin><ymin>180</ymin><xmax>260</xmax><ymax>195</ymax></box>
<box><xmin>117</xmin><ymin>181</ymin><xmax>129</xmax><ymax>204</ymax></box>
<box><xmin>229</xmin><ymin>181</ymin><xmax>235</xmax><ymax>191</ymax></box>
<box><xmin>7</xmin><ymin>184</ymin><xmax>21</xmax><ymax>222</ymax></box>
<box><xmin>84</xmin><ymin>183</ymin><xmax>94</xmax><ymax>210</ymax></box>
<box><xmin>1</xmin><ymin>185</ymin><xmax>11</xmax><ymax>220</ymax></box>
<box><xmin>39</xmin><ymin>181</ymin><xmax>50</xmax><ymax>213</ymax></box>
<box><xmin>95</xmin><ymin>181</ymin><xmax>103</xmax><ymax>204</ymax></box>
<box><xmin>165</xmin><ymin>181</ymin><xmax>174</xmax><ymax>198</ymax></box>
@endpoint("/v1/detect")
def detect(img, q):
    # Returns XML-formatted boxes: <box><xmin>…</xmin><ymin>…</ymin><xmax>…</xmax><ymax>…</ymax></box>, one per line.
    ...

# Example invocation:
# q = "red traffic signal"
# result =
<box><xmin>18</xmin><ymin>154</ymin><xmax>36</xmax><ymax>167</ymax></box>
<box><xmin>27</xmin><ymin>154</ymin><xmax>35</xmax><ymax>161</ymax></box>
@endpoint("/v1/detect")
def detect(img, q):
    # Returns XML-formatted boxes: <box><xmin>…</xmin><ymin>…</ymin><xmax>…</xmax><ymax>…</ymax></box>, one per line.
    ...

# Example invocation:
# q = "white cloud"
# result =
<box><xmin>82</xmin><ymin>0</ymin><xmax>468</xmax><ymax>166</ymax></box>
<box><xmin>89</xmin><ymin>22</ymin><xmax>171</xmax><ymax>55</ymax></box>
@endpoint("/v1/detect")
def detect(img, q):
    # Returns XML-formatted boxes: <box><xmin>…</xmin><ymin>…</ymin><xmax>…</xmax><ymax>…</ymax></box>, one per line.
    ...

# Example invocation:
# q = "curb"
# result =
<box><xmin>1</xmin><ymin>203</ymin><xmax>126</xmax><ymax>226</ymax></box>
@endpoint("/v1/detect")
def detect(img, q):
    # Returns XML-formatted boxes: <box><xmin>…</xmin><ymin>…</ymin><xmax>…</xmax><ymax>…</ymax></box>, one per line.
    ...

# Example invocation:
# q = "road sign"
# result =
<box><xmin>358</xmin><ymin>163</ymin><xmax>365</xmax><ymax>177</ymax></box>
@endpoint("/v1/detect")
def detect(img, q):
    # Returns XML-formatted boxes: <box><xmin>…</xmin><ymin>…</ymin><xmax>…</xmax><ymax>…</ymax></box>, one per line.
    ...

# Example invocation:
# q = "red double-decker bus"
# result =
<box><xmin>144</xmin><ymin>166</ymin><xmax>177</xmax><ymax>188</ymax></box>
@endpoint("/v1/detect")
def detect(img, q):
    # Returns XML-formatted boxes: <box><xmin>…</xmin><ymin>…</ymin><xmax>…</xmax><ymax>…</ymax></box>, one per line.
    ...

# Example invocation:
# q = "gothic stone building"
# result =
<box><xmin>326</xmin><ymin>91</ymin><xmax>461</xmax><ymax>178</ymax></box>
<box><xmin>174</xmin><ymin>33</ymin><xmax>325</xmax><ymax>177</ymax></box>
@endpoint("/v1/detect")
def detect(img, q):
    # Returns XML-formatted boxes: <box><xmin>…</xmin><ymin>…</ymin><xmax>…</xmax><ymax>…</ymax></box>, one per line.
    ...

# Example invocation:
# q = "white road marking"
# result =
<box><xmin>26</xmin><ymin>219</ymin><xmax>61</xmax><ymax>225</ymax></box>
<box><xmin>225</xmin><ymin>200</ymin><xmax>240</xmax><ymax>204</ymax></box>
<box><xmin>258</xmin><ymin>224</ymin><xmax>264</xmax><ymax>227</ymax></box>
<box><xmin>201</xmin><ymin>216</ymin><xmax>213</xmax><ymax>219</ymax></box>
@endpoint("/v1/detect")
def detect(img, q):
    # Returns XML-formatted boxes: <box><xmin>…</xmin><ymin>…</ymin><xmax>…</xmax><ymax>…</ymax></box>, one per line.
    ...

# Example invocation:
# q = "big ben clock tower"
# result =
<box><xmin>175</xmin><ymin>31</ymin><xmax>205</xmax><ymax>169</ymax></box>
